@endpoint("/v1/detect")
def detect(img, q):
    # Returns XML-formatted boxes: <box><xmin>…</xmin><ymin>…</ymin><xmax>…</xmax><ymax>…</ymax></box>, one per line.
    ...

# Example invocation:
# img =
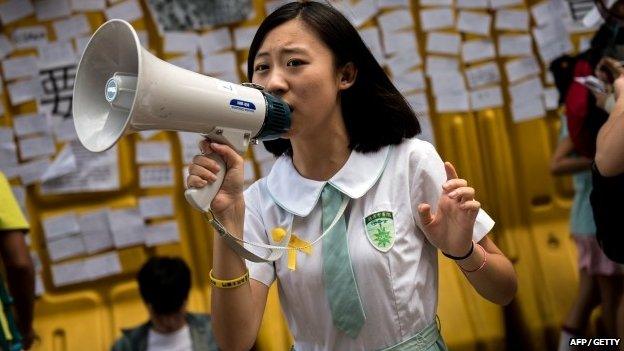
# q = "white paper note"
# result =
<box><xmin>8</xmin><ymin>77</ymin><xmax>44</xmax><ymax>105</ymax></box>
<box><xmin>233</xmin><ymin>27</ymin><xmax>258</xmax><ymax>51</ymax></box>
<box><xmin>202</xmin><ymin>51</ymin><xmax>238</xmax><ymax>75</ymax></box>
<box><xmin>420</xmin><ymin>0</ymin><xmax>453</xmax><ymax>6</ymax></box>
<box><xmin>40</xmin><ymin>141</ymin><xmax>119</xmax><ymax>194</ymax></box>
<box><xmin>348</xmin><ymin>0</ymin><xmax>379</xmax><ymax>27</ymax></box>
<box><xmin>51</xmin><ymin>259</ymin><xmax>88</xmax><ymax>287</ymax></box>
<box><xmin>108</xmin><ymin>208</ymin><xmax>146</xmax><ymax>248</ymax></box>
<box><xmin>425</xmin><ymin>56</ymin><xmax>459</xmax><ymax>76</ymax></box>
<box><xmin>509</xmin><ymin>77</ymin><xmax>544</xmax><ymax>102</ymax></box>
<box><xmin>392</xmin><ymin>70</ymin><xmax>426</xmax><ymax>93</ymax></box>
<box><xmin>498</xmin><ymin>34</ymin><xmax>533</xmax><ymax>57</ymax></box>
<box><xmin>105</xmin><ymin>0</ymin><xmax>143</xmax><ymax>22</ymax></box>
<box><xmin>383</xmin><ymin>31</ymin><xmax>418</xmax><ymax>56</ymax></box>
<box><xmin>0</xmin><ymin>0</ymin><xmax>34</xmax><ymax>25</ymax></box>
<box><xmin>167</xmin><ymin>55</ymin><xmax>199</xmax><ymax>72</ymax></box>
<box><xmin>47</xmin><ymin>234</ymin><xmax>86</xmax><ymax>262</ymax></box>
<box><xmin>38</xmin><ymin>41</ymin><xmax>76</xmax><ymax>69</ymax></box>
<box><xmin>386</xmin><ymin>52</ymin><xmax>421</xmax><ymax>76</ymax></box>
<box><xmin>426</xmin><ymin>32</ymin><xmax>461</xmax><ymax>55</ymax></box>
<box><xmin>199</xmin><ymin>28</ymin><xmax>232</xmax><ymax>55</ymax></box>
<box><xmin>35</xmin><ymin>0</ymin><xmax>71</xmax><ymax>21</ymax></box>
<box><xmin>490</xmin><ymin>0</ymin><xmax>523</xmax><ymax>9</ymax></box>
<box><xmin>85</xmin><ymin>252</ymin><xmax>122</xmax><ymax>279</ymax></box>
<box><xmin>430</xmin><ymin>72</ymin><xmax>466</xmax><ymax>95</ymax></box>
<box><xmin>43</xmin><ymin>212</ymin><xmax>80</xmax><ymax>241</ymax></box>
<box><xmin>462</xmin><ymin>40</ymin><xmax>496</xmax><ymax>63</ymax></box>
<box><xmin>0</xmin><ymin>128</ymin><xmax>13</xmax><ymax>144</ymax></box>
<box><xmin>406</xmin><ymin>93</ymin><xmax>430</xmax><ymax>114</ymax></box>
<box><xmin>136</xmin><ymin>141</ymin><xmax>171</xmax><ymax>164</ymax></box>
<box><xmin>470</xmin><ymin>86</ymin><xmax>503</xmax><ymax>110</ymax></box>
<box><xmin>456</xmin><ymin>0</ymin><xmax>489</xmax><ymax>8</ymax></box>
<box><xmin>139</xmin><ymin>195</ymin><xmax>174</xmax><ymax>219</ymax></box>
<box><xmin>505</xmin><ymin>56</ymin><xmax>541</xmax><ymax>83</ymax></box>
<box><xmin>457</xmin><ymin>11</ymin><xmax>491</xmax><ymax>36</ymax></box>
<box><xmin>0</xmin><ymin>142</ymin><xmax>18</xmax><ymax>171</ymax></box>
<box><xmin>53</xmin><ymin>15</ymin><xmax>90</xmax><ymax>41</ymax></box>
<box><xmin>0</xmin><ymin>35</ymin><xmax>15</xmax><ymax>59</ymax></box>
<box><xmin>12</xmin><ymin>113</ymin><xmax>50</xmax><ymax>137</ymax></box>
<box><xmin>139</xmin><ymin>165</ymin><xmax>174</xmax><ymax>188</ymax></box>
<box><xmin>12</xmin><ymin>26</ymin><xmax>48</xmax><ymax>49</ymax></box>
<box><xmin>377</xmin><ymin>10</ymin><xmax>414</xmax><ymax>34</ymax></box>
<box><xmin>163</xmin><ymin>32</ymin><xmax>199</xmax><ymax>54</ymax></box>
<box><xmin>40</xmin><ymin>143</ymin><xmax>76</xmax><ymax>182</ymax></box>
<box><xmin>70</xmin><ymin>0</ymin><xmax>106</xmax><ymax>11</ymax></box>
<box><xmin>512</xmin><ymin>99</ymin><xmax>546</xmax><ymax>123</ymax></box>
<box><xmin>435</xmin><ymin>91</ymin><xmax>470</xmax><ymax>112</ymax></box>
<box><xmin>17</xmin><ymin>158</ymin><xmax>51</xmax><ymax>185</ymax></box>
<box><xmin>145</xmin><ymin>220</ymin><xmax>180</xmax><ymax>247</ymax></box>
<box><xmin>495</xmin><ymin>9</ymin><xmax>529</xmax><ymax>31</ymax></box>
<box><xmin>378</xmin><ymin>0</ymin><xmax>410</xmax><ymax>7</ymax></box>
<box><xmin>465</xmin><ymin>62</ymin><xmax>501</xmax><ymax>88</ymax></box>
<box><xmin>18</xmin><ymin>135</ymin><xmax>56</xmax><ymax>160</ymax></box>
<box><xmin>531</xmin><ymin>1</ymin><xmax>556</xmax><ymax>27</ymax></box>
<box><xmin>2</xmin><ymin>55</ymin><xmax>39</xmax><ymax>80</ymax></box>
<box><xmin>79</xmin><ymin>209</ymin><xmax>114</xmax><ymax>254</ymax></box>
<box><xmin>420</xmin><ymin>8</ymin><xmax>455</xmax><ymax>32</ymax></box>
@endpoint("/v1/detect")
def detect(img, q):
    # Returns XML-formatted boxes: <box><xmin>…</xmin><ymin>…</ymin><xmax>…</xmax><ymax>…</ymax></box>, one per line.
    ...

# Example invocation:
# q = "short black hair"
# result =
<box><xmin>247</xmin><ymin>1</ymin><xmax>421</xmax><ymax>157</ymax></box>
<box><xmin>137</xmin><ymin>257</ymin><xmax>191</xmax><ymax>315</ymax></box>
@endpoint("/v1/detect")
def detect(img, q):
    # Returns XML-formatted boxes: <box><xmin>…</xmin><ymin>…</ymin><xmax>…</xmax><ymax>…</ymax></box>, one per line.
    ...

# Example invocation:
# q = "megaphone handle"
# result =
<box><xmin>184</xmin><ymin>153</ymin><xmax>227</xmax><ymax>213</ymax></box>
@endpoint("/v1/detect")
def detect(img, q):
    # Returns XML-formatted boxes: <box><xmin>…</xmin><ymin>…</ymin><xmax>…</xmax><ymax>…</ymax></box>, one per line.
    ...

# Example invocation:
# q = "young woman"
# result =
<box><xmin>187</xmin><ymin>2</ymin><xmax>517</xmax><ymax>350</ymax></box>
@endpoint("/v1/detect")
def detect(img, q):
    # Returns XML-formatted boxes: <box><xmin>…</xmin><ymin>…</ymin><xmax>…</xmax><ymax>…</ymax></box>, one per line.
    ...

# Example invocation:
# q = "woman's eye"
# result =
<box><xmin>254</xmin><ymin>64</ymin><xmax>269</xmax><ymax>72</ymax></box>
<box><xmin>287</xmin><ymin>59</ymin><xmax>304</xmax><ymax>67</ymax></box>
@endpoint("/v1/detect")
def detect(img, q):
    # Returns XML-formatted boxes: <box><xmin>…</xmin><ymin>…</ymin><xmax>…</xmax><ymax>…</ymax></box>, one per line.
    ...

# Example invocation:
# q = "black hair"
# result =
<box><xmin>137</xmin><ymin>256</ymin><xmax>191</xmax><ymax>315</ymax></box>
<box><xmin>247</xmin><ymin>1</ymin><xmax>421</xmax><ymax>157</ymax></box>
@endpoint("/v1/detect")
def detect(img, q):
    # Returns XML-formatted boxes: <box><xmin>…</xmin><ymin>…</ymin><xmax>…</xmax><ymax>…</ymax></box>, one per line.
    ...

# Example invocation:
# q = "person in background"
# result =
<box><xmin>0</xmin><ymin>171</ymin><xmax>36</xmax><ymax>350</ymax></box>
<box><xmin>550</xmin><ymin>118</ymin><xmax>623</xmax><ymax>350</ymax></box>
<box><xmin>111</xmin><ymin>256</ymin><xmax>218</xmax><ymax>351</ymax></box>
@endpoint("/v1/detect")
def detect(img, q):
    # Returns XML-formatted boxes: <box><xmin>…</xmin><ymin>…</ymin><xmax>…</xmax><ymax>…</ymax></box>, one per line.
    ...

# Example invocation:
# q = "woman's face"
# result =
<box><xmin>252</xmin><ymin>19</ymin><xmax>351</xmax><ymax>139</ymax></box>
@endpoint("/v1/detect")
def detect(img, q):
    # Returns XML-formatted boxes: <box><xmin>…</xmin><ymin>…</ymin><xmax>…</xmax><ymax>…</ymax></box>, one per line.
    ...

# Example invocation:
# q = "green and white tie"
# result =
<box><xmin>321</xmin><ymin>184</ymin><xmax>366</xmax><ymax>339</ymax></box>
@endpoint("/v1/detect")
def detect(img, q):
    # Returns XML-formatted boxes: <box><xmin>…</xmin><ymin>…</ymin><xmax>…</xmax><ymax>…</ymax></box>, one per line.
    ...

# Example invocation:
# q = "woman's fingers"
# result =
<box><xmin>442</xmin><ymin>178</ymin><xmax>467</xmax><ymax>193</ymax></box>
<box><xmin>448</xmin><ymin>186</ymin><xmax>475</xmax><ymax>202</ymax></box>
<box><xmin>417</xmin><ymin>203</ymin><xmax>434</xmax><ymax>226</ymax></box>
<box><xmin>209</xmin><ymin>142</ymin><xmax>243</xmax><ymax>169</ymax></box>
<box><xmin>188</xmin><ymin>163</ymin><xmax>218</xmax><ymax>183</ymax></box>
<box><xmin>460</xmin><ymin>200</ymin><xmax>480</xmax><ymax>211</ymax></box>
<box><xmin>187</xmin><ymin>174</ymin><xmax>208</xmax><ymax>188</ymax></box>
<box><xmin>192</xmin><ymin>154</ymin><xmax>221</xmax><ymax>174</ymax></box>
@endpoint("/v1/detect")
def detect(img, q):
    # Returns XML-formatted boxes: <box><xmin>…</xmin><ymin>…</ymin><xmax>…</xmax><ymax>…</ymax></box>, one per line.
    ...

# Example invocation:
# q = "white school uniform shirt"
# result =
<box><xmin>244</xmin><ymin>137</ymin><xmax>494</xmax><ymax>351</ymax></box>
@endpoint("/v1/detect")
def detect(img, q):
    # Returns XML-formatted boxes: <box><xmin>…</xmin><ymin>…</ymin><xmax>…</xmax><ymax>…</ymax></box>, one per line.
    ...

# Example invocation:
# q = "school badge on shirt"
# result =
<box><xmin>364</xmin><ymin>211</ymin><xmax>395</xmax><ymax>252</ymax></box>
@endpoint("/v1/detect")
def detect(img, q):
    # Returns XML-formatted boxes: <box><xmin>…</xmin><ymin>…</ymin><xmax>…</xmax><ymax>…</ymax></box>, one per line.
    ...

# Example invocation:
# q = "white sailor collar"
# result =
<box><xmin>266</xmin><ymin>145</ymin><xmax>392</xmax><ymax>217</ymax></box>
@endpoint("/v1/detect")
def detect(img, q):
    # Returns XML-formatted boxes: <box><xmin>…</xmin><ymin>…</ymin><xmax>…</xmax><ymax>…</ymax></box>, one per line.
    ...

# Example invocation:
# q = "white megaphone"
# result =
<box><xmin>73</xmin><ymin>20</ymin><xmax>291</xmax><ymax>213</ymax></box>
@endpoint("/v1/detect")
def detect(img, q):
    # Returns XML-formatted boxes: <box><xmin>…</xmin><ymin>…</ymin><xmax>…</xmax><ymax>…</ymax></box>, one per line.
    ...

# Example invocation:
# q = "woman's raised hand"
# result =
<box><xmin>417</xmin><ymin>162</ymin><xmax>480</xmax><ymax>257</ymax></box>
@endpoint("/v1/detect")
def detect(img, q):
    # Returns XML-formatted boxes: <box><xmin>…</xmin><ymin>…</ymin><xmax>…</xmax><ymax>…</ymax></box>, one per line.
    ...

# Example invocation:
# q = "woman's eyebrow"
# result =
<box><xmin>256</xmin><ymin>46</ymin><xmax>310</xmax><ymax>59</ymax></box>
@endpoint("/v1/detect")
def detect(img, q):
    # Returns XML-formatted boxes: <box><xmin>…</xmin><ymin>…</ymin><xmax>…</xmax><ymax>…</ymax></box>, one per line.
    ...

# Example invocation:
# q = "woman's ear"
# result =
<box><xmin>338</xmin><ymin>62</ymin><xmax>357</xmax><ymax>90</ymax></box>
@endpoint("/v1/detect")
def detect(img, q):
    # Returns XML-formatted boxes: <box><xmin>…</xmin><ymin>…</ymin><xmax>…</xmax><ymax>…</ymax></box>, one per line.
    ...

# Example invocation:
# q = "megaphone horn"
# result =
<box><xmin>73</xmin><ymin>20</ymin><xmax>291</xmax><ymax>212</ymax></box>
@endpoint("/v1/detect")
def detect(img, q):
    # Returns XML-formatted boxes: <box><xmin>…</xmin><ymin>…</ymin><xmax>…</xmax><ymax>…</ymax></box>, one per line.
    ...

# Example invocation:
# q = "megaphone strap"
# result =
<box><xmin>205</xmin><ymin>196</ymin><xmax>349</xmax><ymax>263</ymax></box>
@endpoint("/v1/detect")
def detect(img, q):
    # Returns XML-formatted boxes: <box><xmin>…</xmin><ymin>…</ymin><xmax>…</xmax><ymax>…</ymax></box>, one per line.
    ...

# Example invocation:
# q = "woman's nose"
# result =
<box><xmin>264</xmin><ymin>71</ymin><xmax>288</xmax><ymax>96</ymax></box>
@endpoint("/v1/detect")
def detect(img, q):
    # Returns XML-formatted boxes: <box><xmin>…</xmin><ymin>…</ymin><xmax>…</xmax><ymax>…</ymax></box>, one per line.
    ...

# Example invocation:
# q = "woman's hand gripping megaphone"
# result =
<box><xmin>185</xmin><ymin>139</ymin><xmax>245</xmax><ymax>217</ymax></box>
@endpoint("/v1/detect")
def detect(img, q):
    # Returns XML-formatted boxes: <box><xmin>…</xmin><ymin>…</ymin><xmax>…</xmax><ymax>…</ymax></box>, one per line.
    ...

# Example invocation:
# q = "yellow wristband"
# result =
<box><xmin>209</xmin><ymin>269</ymin><xmax>249</xmax><ymax>289</ymax></box>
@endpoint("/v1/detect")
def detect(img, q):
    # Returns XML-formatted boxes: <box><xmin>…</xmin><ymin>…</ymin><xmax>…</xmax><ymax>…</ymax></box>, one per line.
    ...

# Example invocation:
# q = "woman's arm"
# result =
<box><xmin>550</xmin><ymin>136</ymin><xmax>592</xmax><ymax>175</ymax></box>
<box><xmin>594</xmin><ymin>58</ymin><xmax>624</xmax><ymax>176</ymax></box>
<box><xmin>188</xmin><ymin>142</ymin><xmax>268</xmax><ymax>350</ymax></box>
<box><xmin>453</xmin><ymin>236</ymin><xmax>517</xmax><ymax>305</ymax></box>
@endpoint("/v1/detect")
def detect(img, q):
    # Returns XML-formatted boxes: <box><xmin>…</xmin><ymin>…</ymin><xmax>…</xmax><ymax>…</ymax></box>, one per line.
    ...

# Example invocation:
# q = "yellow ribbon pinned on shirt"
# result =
<box><xmin>271</xmin><ymin>227</ymin><xmax>313</xmax><ymax>271</ymax></box>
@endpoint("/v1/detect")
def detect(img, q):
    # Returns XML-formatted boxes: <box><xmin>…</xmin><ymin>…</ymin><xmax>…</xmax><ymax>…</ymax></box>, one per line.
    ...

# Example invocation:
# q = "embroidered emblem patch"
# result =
<box><xmin>364</xmin><ymin>211</ymin><xmax>395</xmax><ymax>252</ymax></box>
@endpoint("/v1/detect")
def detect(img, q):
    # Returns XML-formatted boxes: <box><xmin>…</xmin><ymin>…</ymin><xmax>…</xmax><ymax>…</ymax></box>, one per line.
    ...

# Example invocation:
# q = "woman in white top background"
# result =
<box><xmin>187</xmin><ymin>2</ymin><xmax>518</xmax><ymax>350</ymax></box>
